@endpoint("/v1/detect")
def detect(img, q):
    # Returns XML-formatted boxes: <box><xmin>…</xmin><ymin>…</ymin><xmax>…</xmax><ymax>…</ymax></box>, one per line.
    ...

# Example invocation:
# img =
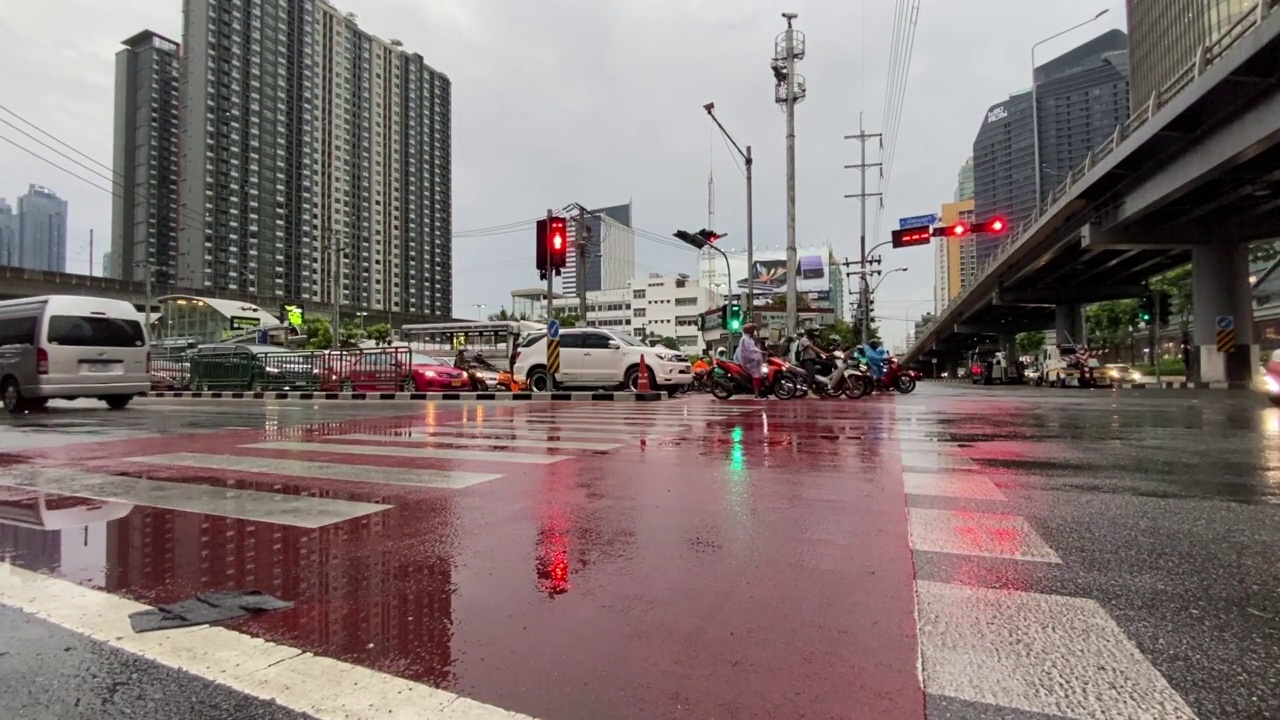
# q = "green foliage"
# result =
<box><xmin>1015</xmin><ymin>331</ymin><xmax>1046</xmax><ymax>356</ymax></box>
<box><xmin>1150</xmin><ymin>265</ymin><xmax>1192</xmax><ymax>321</ymax></box>
<box><xmin>552</xmin><ymin>311</ymin><xmax>581</xmax><ymax>328</ymax></box>
<box><xmin>487</xmin><ymin>308</ymin><xmax>532</xmax><ymax>322</ymax></box>
<box><xmin>823</xmin><ymin>319</ymin><xmax>877</xmax><ymax>350</ymax></box>
<box><xmin>655</xmin><ymin>336</ymin><xmax>681</xmax><ymax>350</ymax></box>
<box><xmin>366</xmin><ymin>323</ymin><xmax>392</xmax><ymax>346</ymax></box>
<box><xmin>766</xmin><ymin>294</ymin><xmax>811</xmax><ymax>309</ymax></box>
<box><xmin>1085</xmin><ymin>299</ymin><xmax>1140</xmax><ymax>350</ymax></box>
<box><xmin>301</xmin><ymin>318</ymin><xmax>333</xmax><ymax>350</ymax></box>
<box><xmin>1133</xmin><ymin>360</ymin><xmax>1187</xmax><ymax>376</ymax></box>
<box><xmin>340</xmin><ymin>319</ymin><xmax>366</xmax><ymax>347</ymax></box>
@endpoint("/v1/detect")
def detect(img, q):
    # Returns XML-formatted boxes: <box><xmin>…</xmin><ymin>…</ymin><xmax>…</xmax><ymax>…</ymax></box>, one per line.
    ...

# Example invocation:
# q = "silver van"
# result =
<box><xmin>0</xmin><ymin>295</ymin><xmax>150</xmax><ymax>413</ymax></box>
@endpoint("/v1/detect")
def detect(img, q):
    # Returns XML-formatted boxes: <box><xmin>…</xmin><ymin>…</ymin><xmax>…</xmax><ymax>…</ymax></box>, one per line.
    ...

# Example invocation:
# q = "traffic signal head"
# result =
<box><xmin>727</xmin><ymin>303</ymin><xmax>742</xmax><ymax>332</ymax></box>
<box><xmin>547</xmin><ymin>216</ymin><xmax>567</xmax><ymax>269</ymax></box>
<box><xmin>892</xmin><ymin>225</ymin><xmax>933</xmax><ymax>248</ymax></box>
<box><xmin>973</xmin><ymin>217</ymin><xmax>1007</xmax><ymax>234</ymax></box>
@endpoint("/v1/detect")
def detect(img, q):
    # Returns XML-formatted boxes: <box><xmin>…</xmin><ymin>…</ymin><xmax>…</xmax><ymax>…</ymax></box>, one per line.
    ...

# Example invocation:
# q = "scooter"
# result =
<box><xmin>1261</xmin><ymin>351</ymin><xmax>1280</xmax><ymax>406</ymax></box>
<box><xmin>879</xmin><ymin>357</ymin><xmax>917</xmax><ymax>394</ymax></box>
<box><xmin>809</xmin><ymin>351</ymin><xmax>870</xmax><ymax>399</ymax></box>
<box><xmin>709</xmin><ymin>357</ymin><xmax>797</xmax><ymax>400</ymax></box>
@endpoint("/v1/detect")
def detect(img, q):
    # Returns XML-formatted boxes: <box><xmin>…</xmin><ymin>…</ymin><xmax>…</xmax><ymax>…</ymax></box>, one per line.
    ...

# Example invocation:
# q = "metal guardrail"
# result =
<box><xmin>916</xmin><ymin>1</ymin><xmax>1280</xmax><ymax>348</ymax></box>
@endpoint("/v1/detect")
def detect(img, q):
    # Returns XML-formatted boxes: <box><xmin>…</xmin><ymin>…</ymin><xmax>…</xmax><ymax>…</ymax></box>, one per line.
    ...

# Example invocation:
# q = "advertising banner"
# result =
<box><xmin>703</xmin><ymin>248</ymin><xmax>832</xmax><ymax>300</ymax></box>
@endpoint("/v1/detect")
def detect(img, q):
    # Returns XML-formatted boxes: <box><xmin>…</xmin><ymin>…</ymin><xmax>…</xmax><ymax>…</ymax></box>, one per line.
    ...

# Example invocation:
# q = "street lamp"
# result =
<box><xmin>356</xmin><ymin>311</ymin><xmax>369</xmax><ymax>328</ymax></box>
<box><xmin>1032</xmin><ymin>9</ymin><xmax>1109</xmax><ymax>210</ymax></box>
<box><xmin>703</xmin><ymin>102</ymin><xmax>755</xmax><ymax>321</ymax></box>
<box><xmin>472</xmin><ymin>303</ymin><xmax>486</xmax><ymax>321</ymax></box>
<box><xmin>873</xmin><ymin>267</ymin><xmax>909</xmax><ymax>295</ymax></box>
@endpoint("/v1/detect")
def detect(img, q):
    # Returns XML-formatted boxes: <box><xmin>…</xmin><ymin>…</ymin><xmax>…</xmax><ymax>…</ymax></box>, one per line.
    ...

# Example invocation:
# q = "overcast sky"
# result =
<box><xmin>0</xmin><ymin>0</ymin><xmax>1127</xmax><ymax>349</ymax></box>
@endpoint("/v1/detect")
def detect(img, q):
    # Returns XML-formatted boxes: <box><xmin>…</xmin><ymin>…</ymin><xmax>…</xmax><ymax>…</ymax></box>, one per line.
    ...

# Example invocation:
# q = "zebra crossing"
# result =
<box><xmin>0</xmin><ymin>403</ymin><xmax>756</xmax><ymax>531</ymax></box>
<box><xmin>894</xmin><ymin>405</ymin><xmax>1200</xmax><ymax>720</ymax></box>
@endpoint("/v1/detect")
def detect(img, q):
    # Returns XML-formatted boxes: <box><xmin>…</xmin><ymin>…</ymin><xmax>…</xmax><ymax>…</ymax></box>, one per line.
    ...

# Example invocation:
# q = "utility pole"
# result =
<box><xmin>327</xmin><ymin>223</ymin><xmax>341</xmax><ymax>349</ymax></box>
<box><xmin>575</xmin><ymin>206</ymin><xmax>590</xmax><ymax>322</ymax></box>
<box><xmin>89</xmin><ymin>229</ymin><xmax>94</xmax><ymax>277</ymax></box>
<box><xmin>774</xmin><ymin>13</ymin><xmax>805</xmax><ymax>335</ymax></box>
<box><xmin>844</xmin><ymin>114</ymin><xmax>883</xmax><ymax>344</ymax></box>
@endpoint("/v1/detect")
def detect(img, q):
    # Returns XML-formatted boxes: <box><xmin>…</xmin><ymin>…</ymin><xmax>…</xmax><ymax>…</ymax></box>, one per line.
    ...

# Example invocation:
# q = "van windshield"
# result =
<box><xmin>46</xmin><ymin>316</ymin><xmax>146</xmax><ymax>348</ymax></box>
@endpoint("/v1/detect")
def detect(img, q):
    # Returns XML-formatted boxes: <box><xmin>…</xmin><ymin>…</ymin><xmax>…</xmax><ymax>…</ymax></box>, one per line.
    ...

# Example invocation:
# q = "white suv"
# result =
<box><xmin>512</xmin><ymin>328</ymin><xmax>693</xmax><ymax>394</ymax></box>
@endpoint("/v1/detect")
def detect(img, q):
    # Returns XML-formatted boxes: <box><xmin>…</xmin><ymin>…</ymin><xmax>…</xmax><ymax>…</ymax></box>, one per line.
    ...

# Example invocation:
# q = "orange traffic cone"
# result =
<box><xmin>636</xmin><ymin>354</ymin><xmax>652</xmax><ymax>393</ymax></box>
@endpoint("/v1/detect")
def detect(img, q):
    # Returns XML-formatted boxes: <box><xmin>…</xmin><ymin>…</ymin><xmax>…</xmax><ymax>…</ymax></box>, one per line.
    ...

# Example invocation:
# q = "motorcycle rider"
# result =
<box><xmin>864</xmin><ymin>339</ymin><xmax>888</xmax><ymax>388</ymax></box>
<box><xmin>797</xmin><ymin>328</ymin><xmax>832</xmax><ymax>396</ymax></box>
<box><xmin>734</xmin><ymin>322</ymin><xmax>767</xmax><ymax>398</ymax></box>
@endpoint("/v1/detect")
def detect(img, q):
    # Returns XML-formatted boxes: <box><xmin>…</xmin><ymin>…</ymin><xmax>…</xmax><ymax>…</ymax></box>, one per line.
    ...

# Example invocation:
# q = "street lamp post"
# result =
<box><xmin>473</xmin><ymin>304</ymin><xmax>486</xmax><ymax>321</ymax></box>
<box><xmin>1032</xmin><ymin>9</ymin><xmax>1109</xmax><ymax>210</ymax></box>
<box><xmin>872</xmin><ymin>267</ymin><xmax>909</xmax><ymax>296</ymax></box>
<box><xmin>703</xmin><ymin>102</ymin><xmax>754</xmax><ymax>321</ymax></box>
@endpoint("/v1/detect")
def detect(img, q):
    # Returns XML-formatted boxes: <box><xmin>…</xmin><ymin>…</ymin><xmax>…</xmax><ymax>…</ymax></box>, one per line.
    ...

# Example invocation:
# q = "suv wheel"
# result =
<box><xmin>625</xmin><ymin>366</ymin><xmax>656</xmax><ymax>392</ymax></box>
<box><xmin>2</xmin><ymin>378</ymin><xmax>24</xmax><ymax>414</ymax></box>
<box><xmin>526</xmin><ymin>367</ymin><xmax>552</xmax><ymax>393</ymax></box>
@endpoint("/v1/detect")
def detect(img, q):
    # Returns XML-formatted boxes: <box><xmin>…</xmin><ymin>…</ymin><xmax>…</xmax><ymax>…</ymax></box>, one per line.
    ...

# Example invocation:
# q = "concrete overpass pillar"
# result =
<box><xmin>1055</xmin><ymin>304</ymin><xmax>1083</xmax><ymax>345</ymax></box>
<box><xmin>1191</xmin><ymin>244</ymin><xmax>1255</xmax><ymax>383</ymax></box>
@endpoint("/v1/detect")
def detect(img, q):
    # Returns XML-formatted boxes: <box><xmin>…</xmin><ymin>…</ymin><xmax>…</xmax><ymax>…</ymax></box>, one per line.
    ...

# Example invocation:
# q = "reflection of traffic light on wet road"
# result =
<box><xmin>536</xmin><ymin>514</ymin><xmax>571</xmax><ymax>596</ymax></box>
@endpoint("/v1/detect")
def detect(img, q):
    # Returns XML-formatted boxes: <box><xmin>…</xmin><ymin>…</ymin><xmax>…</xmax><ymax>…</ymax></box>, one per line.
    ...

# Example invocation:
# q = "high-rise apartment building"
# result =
<box><xmin>972</xmin><ymin>31</ymin><xmax>1130</xmax><ymax>276</ymax></box>
<box><xmin>955</xmin><ymin>156</ymin><xmax>974</xmax><ymax>202</ymax></box>
<box><xmin>936</xmin><ymin>199</ymin><xmax>974</xmax><ymax>314</ymax></box>
<box><xmin>1126</xmin><ymin>0</ymin><xmax>1257</xmax><ymax>114</ymax></box>
<box><xmin>16</xmin><ymin>184</ymin><xmax>68</xmax><ymax>272</ymax></box>
<box><xmin>177</xmin><ymin>0</ymin><xmax>452</xmax><ymax>315</ymax></box>
<box><xmin>1035</xmin><ymin>31</ymin><xmax>1130</xmax><ymax>199</ymax></box>
<box><xmin>563</xmin><ymin>202</ymin><xmax>636</xmax><ymax>296</ymax></box>
<box><xmin>973</xmin><ymin>91</ymin><xmax>1035</xmax><ymax>273</ymax></box>
<box><xmin>0</xmin><ymin>198</ymin><xmax>15</xmax><ymax>266</ymax></box>
<box><xmin>112</xmin><ymin>30</ymin><xmax>181</xmax><ymax>285</ymax></box>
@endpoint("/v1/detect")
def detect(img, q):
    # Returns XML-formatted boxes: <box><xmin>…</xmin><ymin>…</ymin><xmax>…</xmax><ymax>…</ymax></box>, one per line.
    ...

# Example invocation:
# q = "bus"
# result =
<box><xmin>398</xmin><ymin>320</ymin><xmax>545</xmax><ymax>371</ymax></box>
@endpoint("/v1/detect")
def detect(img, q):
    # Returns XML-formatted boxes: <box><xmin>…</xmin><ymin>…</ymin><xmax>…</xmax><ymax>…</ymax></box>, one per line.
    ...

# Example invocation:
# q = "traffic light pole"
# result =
<box><xmin>575</xmin><ymin>207</ymin><xmax>589</xmax><ymax>322</ymax></box>
<box><xmin>702</xmin><ymin>104</ymin><xmax>755</xmax><ymax>322</ymax></box>
<box><xmin>545</xmin><ymin>208</ymin><xmax>555</xmax><ymax>323</ymax></box>
<box><xmin>1154</xmin><ymin>290</ymin><xmax>1162</xmax><ymax>384</ymax></box>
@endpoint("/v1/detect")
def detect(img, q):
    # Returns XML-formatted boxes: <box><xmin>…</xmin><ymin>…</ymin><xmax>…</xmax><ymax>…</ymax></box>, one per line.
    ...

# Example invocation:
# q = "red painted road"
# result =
<box><xmin>0</xmin><ymin>399</ymin><xmax>925</xmax><ymax>719</ymax></box>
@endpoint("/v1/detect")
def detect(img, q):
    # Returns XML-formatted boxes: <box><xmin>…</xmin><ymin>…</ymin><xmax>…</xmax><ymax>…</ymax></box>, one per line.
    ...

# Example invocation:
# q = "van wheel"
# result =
<box><xmin>2</xmin><ymin>378</ymin><xmax>24</xmax><ymax>414</ymax></box>
<box><xmin>105</xmin><ymin>395</ymin><xmax>132</xmax><ymax>411</ymax></box>
<box><xmin>526</xmin><ymin>367</ymin><xmax>551</xmax><ymax>393</ymax></box>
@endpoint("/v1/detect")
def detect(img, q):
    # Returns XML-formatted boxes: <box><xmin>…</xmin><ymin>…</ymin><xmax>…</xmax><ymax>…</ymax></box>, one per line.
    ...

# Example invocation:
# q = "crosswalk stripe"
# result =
<box><xmin>334</xmin><ymin>433</ymin><xmax>623</xmax><ymax>452</ymax></box>
<box><xmin>907</xmin><ymin>508</ymin><xmax>1060</xmax><ymax>563</ymax></box>
<box><xmin>523</xmin><ymin>410</ymin><xmax>743</xmax><ymax>420</ymax></box>
<box><xmin>450</xmin><ymin>420</ymin><xmax>691</xmax><ymax>433</ymax></box>
<box><xmin>0</xmin><ymin>467</ymin><xmax>384</xmax><ymax>528</ymax></box>
<box><xmin>904</xmin><ymin>472</ymin><xmax>1006</xmax><ymax>501</ymax></box>
<box><xmin>127</xmin><ymin>453</ymin><xmax>505</xmax><ymax>489</ymax></box>
<box><xmin>248</xmin><ymin>440</ymin><xmax>570</xmax><ymax>465</ymax></box>
<box><xmin>411</xmin><ymin>425</ymin><xmax>674</xmax><ymax>441</ymax></box>
<box><xmin>505</xmin><ymin>415</ymin><xmax>698</xmax><ymax>426</ymax></box>
<box><xmin>917</xmin><ymin>581</ymin><xmax>1198</xmax><ymax>719</ymax></box>
<box><xmin>902</xmin><ymin>450</ymin><xmax>978</xmax><ymax>471</ymax></box>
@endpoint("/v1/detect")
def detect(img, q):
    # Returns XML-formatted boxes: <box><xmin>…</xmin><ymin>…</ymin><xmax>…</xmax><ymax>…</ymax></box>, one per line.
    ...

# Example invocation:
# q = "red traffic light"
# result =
<box><xmin>989</xmin><ymin>218</ymin><xmax>1005</xmax><ymax>232</ymax></box>
<box><xmin>547</xmin><ymin>216</ymin><xmax>568</xmax><ymax>268</ymax></box>
<box><xmin>949</xmin><ymin>222</ymin><xmax>969</xmax><ymax>236</ymax></box>
<box><xmin>891</xmin><ymin>225</ymin><xmax>933</xmax><ymax>248</ymax></box>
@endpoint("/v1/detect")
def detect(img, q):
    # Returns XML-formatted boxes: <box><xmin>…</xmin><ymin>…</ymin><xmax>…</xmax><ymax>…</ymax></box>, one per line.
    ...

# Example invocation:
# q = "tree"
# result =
<box><xmin>366</xmin><ymin>323</ymin><xmax>392</xmax><ymax>346</ymax></box>
<box><xmin>339</xmin><ymin>319</ymin><xmax>367</xmax><ymax>347</ymax></box>
<box><xmin>301</xmin><ymin>318</ymin><xmax>333</xmax><ymax>350</ymax></box>
<box><xmin>1150</xmin><ymin>265</ymin><xmax>1193</xmax><ymax>326</ymax></box>
<box><xmin>655</xmin><ymin>336</ymin><xmax>681</xmax><ymax>350</ymax></box>
<box><xmin>488</xmin><ymin>307</ymin><xmax>531</xmax><ymax>322</ymax></box>
<box><xmin>552</xmin><ymin>311</ymin><xmax>581</xmax><ymax>328</ymax></box>
<box><xmin>1016</xmin><ymin>331</ymin><xmax>1046</xmax><ymax>356</ymax></box>
<box><xmin>1085</xmin><ymin>299</ymin><xmax>1141</xmax><ymax>362</ymax></box>
<box><xmin>766</xmin><ymin>294</ymin><xmax>810</xmax><ymax>309</ymax></box>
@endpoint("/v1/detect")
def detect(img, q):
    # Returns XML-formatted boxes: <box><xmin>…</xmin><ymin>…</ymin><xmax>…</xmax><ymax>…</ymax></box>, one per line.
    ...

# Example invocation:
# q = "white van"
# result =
<box><xmin>0</xmin><ymin>295</ymin><xmax>151</xmax><ymax>413</ymax></box>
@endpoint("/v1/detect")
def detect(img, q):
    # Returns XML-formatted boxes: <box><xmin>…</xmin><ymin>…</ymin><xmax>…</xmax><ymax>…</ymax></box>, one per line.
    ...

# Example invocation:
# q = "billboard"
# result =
<box><xmin>701</xmin><ymin>247</ymin><xmax>833</xmax><ymax>301</ymax></box>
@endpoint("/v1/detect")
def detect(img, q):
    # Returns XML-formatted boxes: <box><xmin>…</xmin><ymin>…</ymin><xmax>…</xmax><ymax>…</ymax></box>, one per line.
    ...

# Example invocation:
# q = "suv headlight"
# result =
<box><xmin>653</xmin><ymin>352</ymin><xmax>678</xmax><ymax>362</ymax></box>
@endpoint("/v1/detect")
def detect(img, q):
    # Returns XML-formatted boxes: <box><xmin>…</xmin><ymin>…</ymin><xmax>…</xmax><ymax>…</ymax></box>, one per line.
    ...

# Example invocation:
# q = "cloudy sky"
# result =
<box><xmin>0</xmin><ymin>0</ymin><xmax>1127</xmax><ymax>349</ymax></box>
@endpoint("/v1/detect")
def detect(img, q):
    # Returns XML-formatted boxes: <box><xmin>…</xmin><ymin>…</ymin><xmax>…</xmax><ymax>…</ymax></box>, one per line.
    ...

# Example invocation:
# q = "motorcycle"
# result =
<box><xmin>808</xmin><ymin>351</ymin><xmax>871</xmax><ymax>399</ymax></box>
<box><xmin>867</xmin><ymin>357</ymin><xmax>917</xmax><ymax>394</ymax></box>
<box><xmin>709</xmin><ymin>357</ymin><xmax>798</xmax><ymax>400</ymax></box>
<box><xmin>690</xmin><ymin>367</ymin><xmax>712</xmax><ymax>393</ymax></box>
<box><xmin>1262</xmin><ymin>351</ymin><xmax>1280</xmax><ymax>406</ymax></box>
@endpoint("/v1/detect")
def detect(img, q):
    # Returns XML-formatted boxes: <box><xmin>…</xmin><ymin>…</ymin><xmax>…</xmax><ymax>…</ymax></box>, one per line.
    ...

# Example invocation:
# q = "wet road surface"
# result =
<box><xmin>0</xmin><ymin>388</ymin><xmax>1277</xmax><ymax>719</ymax></box>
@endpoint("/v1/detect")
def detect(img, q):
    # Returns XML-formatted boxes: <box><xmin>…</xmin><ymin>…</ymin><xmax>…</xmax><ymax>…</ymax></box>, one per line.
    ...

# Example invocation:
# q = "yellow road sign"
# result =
<box><xmin>548</xmin><ymin>338</ymin><xmax>561</xmax><ymax>377</ymax></box>
<box><xmin>1216</xmin><ymin>328</ymin><xmax>1236</xmax><ymax>354</ymax></box>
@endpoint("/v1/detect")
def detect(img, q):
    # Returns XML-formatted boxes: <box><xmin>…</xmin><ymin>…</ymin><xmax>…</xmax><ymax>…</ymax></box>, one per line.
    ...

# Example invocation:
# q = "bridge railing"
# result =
<box><xmin>929</xmin><ymin>0</ymin><xmax>1280</xmax><ymax>353</ymax></box>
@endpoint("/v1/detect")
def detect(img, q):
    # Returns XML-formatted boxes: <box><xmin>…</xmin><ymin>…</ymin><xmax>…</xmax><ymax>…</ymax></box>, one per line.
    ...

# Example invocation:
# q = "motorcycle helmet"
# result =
<box><xmin>742</xmin><ymin>322</ymin><xmax>759</xmax><ymax>334</ymax></box>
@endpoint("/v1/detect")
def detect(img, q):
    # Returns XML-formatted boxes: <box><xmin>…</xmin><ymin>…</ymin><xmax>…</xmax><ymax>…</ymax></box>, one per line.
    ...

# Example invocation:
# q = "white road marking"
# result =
<box><xmin>0</xmin><ymin>565</ymin><xmax>538</xmax><ymax>720</ymax></box>
<box><xmin>410</xmin><ymin>425</ymin><xmax>673</xmax><ymax>441</ymax></box>
<box><xmin>903</xmin><ymin>472</ymin><xmax>1006</xmax><ymax>501</ymax></box>
<box><xmin>248</xmin><ymin>440</ymin><xmax>570</xmax><ymax>465</ymax></box>
<box><xmin>901</xmin><ymin>450</ymin><xmax>977</xmax><ymax>471</ymax></box>
<box><xmin>335</xmin><ymin>433</ymin><xmax>622</xmax><ymax>452</ymax></box>
<box><xmin>456</xmin><ymin>419</ymin><xmax>694</xmax><ymax>433</ymax></box>
<box><xmin>907</xmin><ymin>508</ymin><xmax>1060</xmax><ymax>563</ymax></box>
<box><xmin>917</xmin><ymin>581</ymin><xmax>1198</xmax><ymax>719</ymax></box>
<box><xmin>0</xmin><ymin>467</ymin><xmax>384</xmax><ymax>528</ymax></box>
<box><xmin>127</xmin><ymin>453</ymin><xmax>505</xmax><ymax>489</ymax></box>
